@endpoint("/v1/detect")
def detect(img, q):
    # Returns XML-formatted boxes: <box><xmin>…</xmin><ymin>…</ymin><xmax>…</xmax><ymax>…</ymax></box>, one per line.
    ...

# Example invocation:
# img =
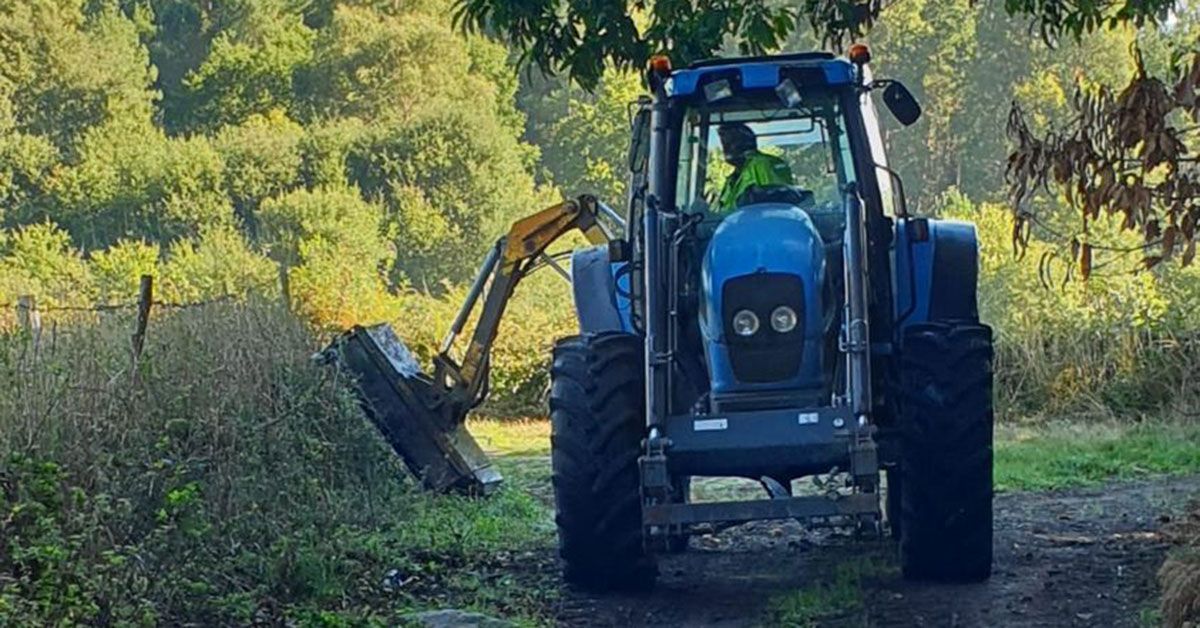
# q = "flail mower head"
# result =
<box><xmin>321</xmin><ymin>324</ymin><xmax>501</xmax><ymax>494</ymax></box>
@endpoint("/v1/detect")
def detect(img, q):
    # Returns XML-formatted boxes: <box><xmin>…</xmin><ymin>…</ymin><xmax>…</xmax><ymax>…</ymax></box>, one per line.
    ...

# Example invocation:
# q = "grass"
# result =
<box><xmin>4</xmin><ymin>305</ymin><xmax>1196</xmax><ymax>626</ymax></box>
<box><xmin>765</xmin><ymin>554</ymin><xmax>895</xmax><ymax>627</ymax></box>
<box><xmin>995</xmin><ymin>420</ymin><xmax>1200</xmax><ymax>492</ymax></box>
<box><xmin>470</xmin><ymin>419</ymin><xmax>551</xmax><ymax>457</ymax></box>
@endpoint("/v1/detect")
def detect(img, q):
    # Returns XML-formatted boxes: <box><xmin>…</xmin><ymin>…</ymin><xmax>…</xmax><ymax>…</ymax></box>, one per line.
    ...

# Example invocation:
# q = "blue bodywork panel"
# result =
<box><xmin>700</xmin><ymin>205</ymin><xmax>827</xmax><ymax>396</ymax></box>
<box><xmin>668</xmin><ymin>58</ymin><xmax>855</xmax><ymax>99</ymax></box>
<box><xmin>571</xmin><ymin>245</ymin><xmax>632</xmax><ymax>333</ymax></box>
<box><xmin>893</xmin><ymin>218</ymin><xmax>980</xmax><ymax>330</ymax></box>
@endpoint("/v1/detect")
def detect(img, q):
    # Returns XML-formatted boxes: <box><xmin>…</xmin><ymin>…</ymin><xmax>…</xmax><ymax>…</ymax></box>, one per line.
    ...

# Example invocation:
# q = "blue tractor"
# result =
<box><xmin>327</xmin><ymin>46</ymin><xmax>993</xmax><ymax>591</ymax></box>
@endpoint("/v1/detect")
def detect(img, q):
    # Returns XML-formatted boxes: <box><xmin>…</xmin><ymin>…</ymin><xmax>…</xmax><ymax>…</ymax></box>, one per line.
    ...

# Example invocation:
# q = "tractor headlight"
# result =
<box><xmin>732</xmin><ymin>310</ymin><xmax>760</xmax><ymax>337</ymax></box>
<box><xmin>770</xmin><ymin>306</ymin><xmax>798</xmax><ymax>333</ymax></box>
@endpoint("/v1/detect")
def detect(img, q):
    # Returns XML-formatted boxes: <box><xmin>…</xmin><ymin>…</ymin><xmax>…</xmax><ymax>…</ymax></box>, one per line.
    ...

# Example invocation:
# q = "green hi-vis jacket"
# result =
<box><xmin>716</xmin><ymin>151</ymin><xmax>795</xmax><ymax>211</ymax></box>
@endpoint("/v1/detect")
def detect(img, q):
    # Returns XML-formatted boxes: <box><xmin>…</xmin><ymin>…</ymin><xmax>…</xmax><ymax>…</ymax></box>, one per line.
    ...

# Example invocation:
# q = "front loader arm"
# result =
<box><xmin>431</xmin><ymin>195</ymin><xmax>610</xmax><ymax>418</ymax></box>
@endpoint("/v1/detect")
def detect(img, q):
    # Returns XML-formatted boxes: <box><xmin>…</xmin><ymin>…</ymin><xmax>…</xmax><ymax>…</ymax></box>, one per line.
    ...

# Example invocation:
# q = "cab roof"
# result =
<box><xmin>667</xmin><ymin>52</ymin><xmax>855</xmax><ymax>99</ymax></box>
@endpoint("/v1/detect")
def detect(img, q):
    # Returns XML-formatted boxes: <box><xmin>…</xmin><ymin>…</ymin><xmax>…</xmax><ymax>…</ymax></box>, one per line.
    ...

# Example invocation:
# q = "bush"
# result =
<box><xmin>942</xmin><ymin>191</ymin><xmax>1200</xmax><ymax>421</ymax></box>
<box><xmin>1159</xmin><ymin>502</ymin><xmax>1200</xmax><ymax>628</ymax></box>
<box><xmin>0</xmin><ymin>303</ymin><xmax>550</xmax><ymax>624</ymax></box>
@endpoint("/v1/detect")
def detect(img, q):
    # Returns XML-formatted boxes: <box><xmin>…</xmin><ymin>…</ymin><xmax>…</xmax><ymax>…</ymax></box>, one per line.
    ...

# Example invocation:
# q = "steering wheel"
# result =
<box><xmin>736</xmin><ymin>185</ymin><xmax>815</xmax><ymax>208</ymax></box>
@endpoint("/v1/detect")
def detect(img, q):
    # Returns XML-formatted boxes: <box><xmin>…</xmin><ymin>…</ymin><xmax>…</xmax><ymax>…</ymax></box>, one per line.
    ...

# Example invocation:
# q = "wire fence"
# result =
<box><xmin>0</xmin><ymin>295</ymin><xmax>245</xmax><ymax>313</ymax></box>
<box><xmin>0</xmin><ymin>275</ymin><xmax>281</xmax><ymax>314</ymax></box>
<box><xmin>1</xmin><ymin>274</ymin><xmax>287</xmax><ymax>361</ymax></box>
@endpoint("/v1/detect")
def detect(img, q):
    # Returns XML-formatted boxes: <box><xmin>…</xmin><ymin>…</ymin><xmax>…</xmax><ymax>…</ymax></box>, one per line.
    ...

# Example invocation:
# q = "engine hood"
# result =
<box><xmin>700</xmin><ymin>203</ymin><xmax>829</xmax><ymax>396</ymax></box>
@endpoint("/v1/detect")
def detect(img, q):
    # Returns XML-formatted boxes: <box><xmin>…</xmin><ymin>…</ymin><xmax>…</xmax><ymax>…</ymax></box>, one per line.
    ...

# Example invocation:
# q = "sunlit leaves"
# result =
<box><xmin>454</xmin><ymin>0</ymin><xmax>1178</xmax><ymax>90</ymax></box>
<box><xmin>1007</xmin><ymin>49</ymin><xmax>1200</xmax><ymax>274</ymax></box>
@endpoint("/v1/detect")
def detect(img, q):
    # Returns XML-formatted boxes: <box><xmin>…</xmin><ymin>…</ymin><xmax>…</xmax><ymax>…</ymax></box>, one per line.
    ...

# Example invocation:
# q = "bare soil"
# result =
<box><xmin>550</xmin><ymin>475</ymin><xmax>1199</xmax><ymax>627</ymax></box>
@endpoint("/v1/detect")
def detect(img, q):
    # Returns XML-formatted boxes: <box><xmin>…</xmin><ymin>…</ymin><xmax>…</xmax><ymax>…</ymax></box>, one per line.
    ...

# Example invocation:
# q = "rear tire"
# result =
<box><xmin>550</xmin><ymin>333</ymin><xmax>655</xmax><ymax>591</ymax></box>
<box><xmin>898</xmin><ymin>321</ymin><xmax>994</xmax><ymax>582</ymax></box>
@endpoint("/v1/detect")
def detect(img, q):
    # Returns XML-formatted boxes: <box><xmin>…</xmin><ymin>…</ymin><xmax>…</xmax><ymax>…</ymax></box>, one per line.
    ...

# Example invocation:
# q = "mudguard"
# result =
<box><xmin>571</xmin><ymin>245</ymin><xmax>633</xmax><ymax>333</ymax></box>
<box><xmin>893</xmin><ymin>217</ymin><xmax>980</xmax><ymax>329</ymax></box>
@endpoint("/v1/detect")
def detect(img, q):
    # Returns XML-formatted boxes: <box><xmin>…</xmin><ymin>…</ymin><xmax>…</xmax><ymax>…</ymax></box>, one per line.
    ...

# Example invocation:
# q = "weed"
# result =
<box><xmin>0</xmin><ymin>304</ymin><xmax>555</xmax><ymax>625</ymax></box>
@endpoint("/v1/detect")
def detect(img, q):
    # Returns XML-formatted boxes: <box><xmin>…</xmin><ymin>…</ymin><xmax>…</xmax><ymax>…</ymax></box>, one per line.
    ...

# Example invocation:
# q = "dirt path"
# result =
<box><xmin>550</xmin><ymin>474</ymin><xmax>1198</xmax><ymax>627</ymax></box>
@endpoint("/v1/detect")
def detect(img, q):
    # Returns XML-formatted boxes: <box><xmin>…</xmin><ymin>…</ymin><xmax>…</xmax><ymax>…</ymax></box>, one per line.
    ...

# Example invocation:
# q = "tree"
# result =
<box><xmin>0</xmin><ymin>222</ymin><xmax>94</xmax><ymax>305</ymax></box>
<box><xmin>1007</xmin><ymin>48</ymin><xmax>1200</xmax><ymax>274</ymax></box>
<box><xmin>454</xmin><ymin>0</ymin><xmax>1176</xmax><ymax>89</ymax></box>
<box><xmin>347</xmin><ymin>106</ymin><xmax>551</xmax><ymax>287</ymax></box>
<box><xmin>526</xmin><ymin>68</ymin><xmax>643</xmax><ymax>204</ymax></box>
<box><xmin>178</xmin><ymin>2</ymin><xmax>313</xmax><ymax>131</ymax></box>
<box><xmin>0</xmin><ymin>1</ymin><xmax>157</xmax><ymax>154</ymax></box>
<box><xmin>89</xmin><ymin>238</ymin><xmax>159</xmax><ymax>303</ymax></box>
<box><xmin>214</xmin><ymin>110</ymin><xmax>305</xmax><ymax>233</ymax></box>
<box><xmin>864</xmin><ymin>0</ymin><xmax>1139</xmax><ymax>210</ymax></box>
<box><xmin>257</xmin><ymin>187</ymin><xmax>397</xmax><ymax>327</ymax></box>
<box><xmin>160</xmin><ymin>226</ymin><xmax>277</xmax><ymax>303</ymax></box>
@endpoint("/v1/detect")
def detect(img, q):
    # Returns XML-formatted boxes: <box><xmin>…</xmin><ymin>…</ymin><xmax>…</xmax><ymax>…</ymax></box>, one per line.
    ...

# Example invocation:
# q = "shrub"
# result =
<box><xmin>0</xmin><ymin>303</ymin><xmax>550</xmax><ymax>624</ymax></box>
<box><xmin>942</xmin><ymin>191</ymin><xmax>1200</xmax><ymax>421</ymax></box>
<box><xmin>160</xmin><ymin>227</ymin><xmax>279</xmax><ymax>304</ymax></box>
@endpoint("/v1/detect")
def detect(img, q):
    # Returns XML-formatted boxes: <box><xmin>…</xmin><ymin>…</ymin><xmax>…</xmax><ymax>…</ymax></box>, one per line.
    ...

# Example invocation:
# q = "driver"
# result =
<box><xmin>715</xmin><ymin>122</ymin><xmax>795</xmax><ymax>212</ymax></box>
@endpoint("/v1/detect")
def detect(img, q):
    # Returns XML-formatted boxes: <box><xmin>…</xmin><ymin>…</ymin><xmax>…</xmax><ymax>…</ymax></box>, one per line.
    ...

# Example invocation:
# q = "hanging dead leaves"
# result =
<box><xmin>1006</xmin><ymin>48</ymin><xmax>1200</xmax><ymax>279</ymax></box>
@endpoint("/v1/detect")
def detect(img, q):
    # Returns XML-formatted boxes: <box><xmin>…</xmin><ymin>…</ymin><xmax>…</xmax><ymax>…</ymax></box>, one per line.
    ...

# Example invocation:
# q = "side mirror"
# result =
<box><xmin>628</xmin><ymin>98</ymin><xmax>651</xmax><ymax>173</ymax></box>
<box><xmin>883</xmin><ymin>82</ymin><xmax>922</xmax><ymax>127</ymax></box>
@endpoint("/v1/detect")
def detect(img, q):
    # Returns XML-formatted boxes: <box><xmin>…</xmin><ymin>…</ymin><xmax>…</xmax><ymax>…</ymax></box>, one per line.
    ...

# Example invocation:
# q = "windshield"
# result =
<box><xmin>676</xmin><ymin>92</ymin><xmax>858</xmax><ymax>217</ymax></box>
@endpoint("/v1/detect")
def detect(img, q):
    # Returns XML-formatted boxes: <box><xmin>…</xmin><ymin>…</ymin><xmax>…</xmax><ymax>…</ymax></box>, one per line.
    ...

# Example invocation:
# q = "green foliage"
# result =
<box><xmin>943</xmin><ymin>191</ymin><xmax>1200</xmax><ymax>420</ymax></box>
<box><xmin>0</xmin><ymin>222</ymin><xmax>93</xmax><ymax>305</ymax></box>
<box><xmin>455</xmin><ymin>0</ymin><xmax>808</xmax><ymax>89</ymax></box>
<box><xmin>258</xmin><ymin>187</ymin><xmax>396</xmax><ymax>328</ymax></box>
<box><xmin>0</xmin><ymin>1</ymin><xmax>156</xmax><ymax>153</ymax></box>
<box><xmin>300</xmin><ymin>4</ymin><xmax>515</xmax><ymax>130</ymax></box>
<box><xmin>349</xmin><ymin>107</ymin><xmax>548</xmax><ymax>285</ymax></box>
<box><xmin>864</xmin><ymin>0</ymin><xmax>1140</xmax><ymax>210</ymax></box>
<box><xmin>214</xmin><ymin>110</ymin><xmax>305</xmax><ymax>223</ymax></box>
<box><xmin>0</xmin><ymin>304</ymin><xmax>554</xmax><ymax>625</ymax></box>
<box><xmin>89</xmin><ymin>238</ymin><xmax>159</xmax><ymax>303</ymax></box>
<box><xmin>995</xmin><ymin>421</ymin><xmax>1200</xmax><ymax>491</ymax></box>
<box><xmin>455</xmin><ymin>0</ymin><xmax>1177</xmax><ymax>90</ymax></box>
<box><xmin>41</xmin><ymin>123</ymin><xmax>233</xmax><ymax>247</ymax></box>
<box><xmin>531</xmin><ymin>68</ymin><xmax>643</xmax><ymax>203</ymax></box>
<box><xmin>159</xmin><ymin>226</ymin><xmax>277</xmax><ymax>303</ymax></box>
<box><xmin>0</xmin><ymin>0</ymin><xmax>551</xmax><ymax>332</ymax></box>
<box><xmin>180</xmin><ymin>2</ymin><xmax>314</xmax><ymax>131</ymax></box>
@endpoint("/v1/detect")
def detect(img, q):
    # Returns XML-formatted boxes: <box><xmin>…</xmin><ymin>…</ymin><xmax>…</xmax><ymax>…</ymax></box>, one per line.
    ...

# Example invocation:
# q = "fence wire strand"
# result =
<box><xmin>0</xmin><ymin>292</ymin><xmax>262</xmax><ymax>314</ymax></box>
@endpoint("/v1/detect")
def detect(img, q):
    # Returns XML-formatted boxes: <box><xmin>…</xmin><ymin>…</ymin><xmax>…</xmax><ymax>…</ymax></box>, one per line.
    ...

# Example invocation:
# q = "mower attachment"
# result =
<box><xmin>323</xmin><ymin>324</ymin><xmax>502</xmax><ymax>494</ymax></box>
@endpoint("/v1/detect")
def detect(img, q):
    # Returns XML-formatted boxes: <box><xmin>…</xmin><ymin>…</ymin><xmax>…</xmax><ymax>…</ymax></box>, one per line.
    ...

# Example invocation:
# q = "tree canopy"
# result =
<box><xmin>453</xmin><ymin>0</ymin><xmax>1177</xmax><ymax>89</ymax></box>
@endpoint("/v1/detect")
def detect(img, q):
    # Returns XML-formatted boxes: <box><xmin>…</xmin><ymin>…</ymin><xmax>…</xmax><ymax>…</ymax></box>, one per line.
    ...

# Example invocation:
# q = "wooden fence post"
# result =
<box><xmin>17</xmin><ymin>295</ymin><xmax>41</xmax><ymax>346</ymax></box>
<box><xmin>131</xmin><ymin>275</ymin><xmax>154</xmax><ymax>360</ymax></box>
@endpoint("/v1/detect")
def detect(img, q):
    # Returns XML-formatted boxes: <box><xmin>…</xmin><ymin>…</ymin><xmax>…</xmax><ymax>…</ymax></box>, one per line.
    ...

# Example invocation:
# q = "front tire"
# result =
<box><xmin>550</xmin><ymin>333</ymin><xmax>655</xmax><ymax>591</ymax></box>
<box><xmin>898</xmin><ymin>321</ymin><xmax>994</xmax><ymax>582</ymax></box>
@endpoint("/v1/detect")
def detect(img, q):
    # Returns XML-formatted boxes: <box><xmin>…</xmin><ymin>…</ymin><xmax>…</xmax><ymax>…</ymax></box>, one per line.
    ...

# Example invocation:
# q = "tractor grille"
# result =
<box><xmin>722</xmin><ymin>273</ymin><xmax>805</xmax><ymax>383</ymax></box>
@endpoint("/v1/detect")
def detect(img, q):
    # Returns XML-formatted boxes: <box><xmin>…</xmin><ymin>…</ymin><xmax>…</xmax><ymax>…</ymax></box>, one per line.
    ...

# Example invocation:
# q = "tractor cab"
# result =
<box><xmin>615</xmin><ymin>52</ymin><xmax>919</xmax><ymax>422</ymax></box>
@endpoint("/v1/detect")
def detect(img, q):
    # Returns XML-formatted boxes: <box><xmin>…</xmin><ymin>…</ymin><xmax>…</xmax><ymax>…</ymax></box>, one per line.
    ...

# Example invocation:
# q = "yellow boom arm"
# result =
<box><xmin>431</xmin><ymin>195</ymin><xmax>612</xmax><ymax>417</ymax></box>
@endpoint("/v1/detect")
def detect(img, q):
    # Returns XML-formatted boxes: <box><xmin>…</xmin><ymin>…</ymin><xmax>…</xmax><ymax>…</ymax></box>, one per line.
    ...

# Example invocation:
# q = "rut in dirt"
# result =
<box><xmin>553</xmin><ymin>475</ymin><xmax>1198</xmax><ymax>627</ymax></box>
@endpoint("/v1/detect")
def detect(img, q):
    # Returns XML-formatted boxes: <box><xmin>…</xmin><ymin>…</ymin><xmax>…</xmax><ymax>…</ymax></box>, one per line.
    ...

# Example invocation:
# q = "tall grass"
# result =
<box><xmin>0</xmin><ymin>303</ymin><xmax>551</xmax><ymax>625</ymax></box>
<box><xmin>944</xmin><ymin>193</ymin><xmax>1200</xmax><ymax>422</ymax></box>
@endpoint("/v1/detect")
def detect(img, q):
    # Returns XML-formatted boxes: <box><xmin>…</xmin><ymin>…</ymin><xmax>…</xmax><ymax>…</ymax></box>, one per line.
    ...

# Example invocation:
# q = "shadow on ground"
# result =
<box><xmin>551</xmin><ymin>475</ymin><xmax>1197</xmax><ymax>627</ymax></box>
